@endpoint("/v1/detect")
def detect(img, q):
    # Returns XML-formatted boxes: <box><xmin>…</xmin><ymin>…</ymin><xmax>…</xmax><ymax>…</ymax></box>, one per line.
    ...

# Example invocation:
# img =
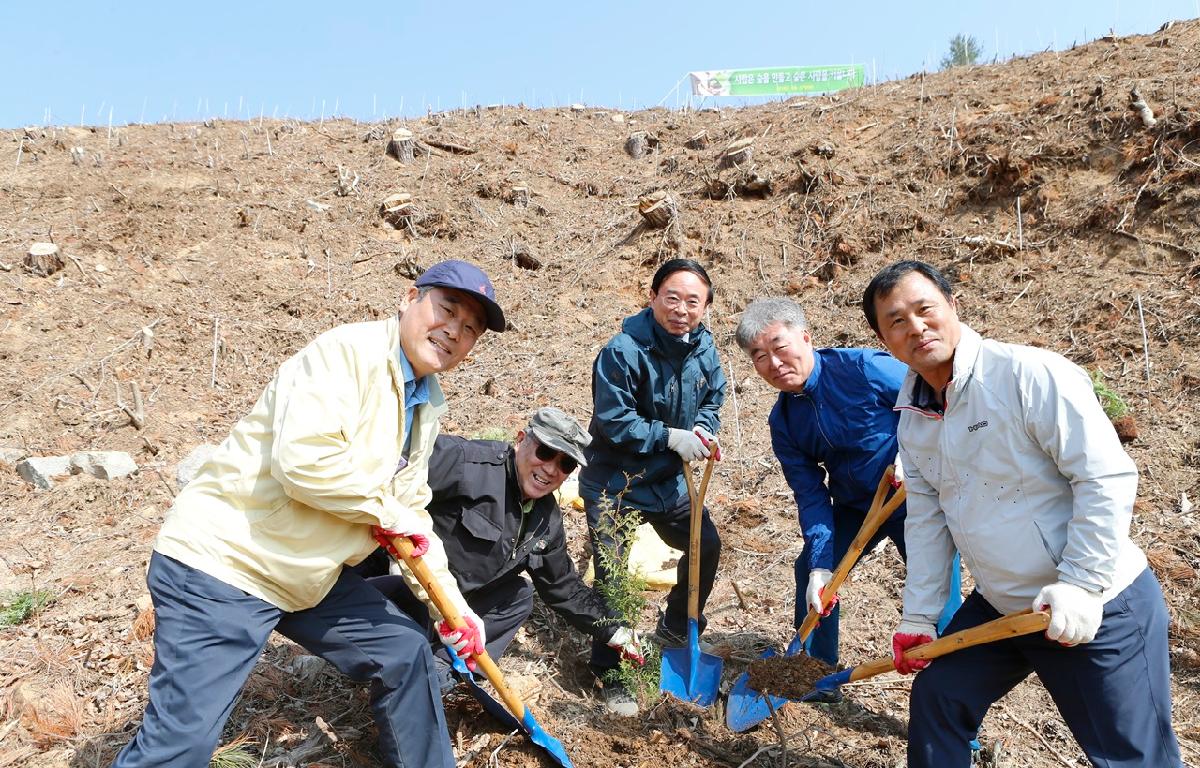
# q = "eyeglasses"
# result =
<box><xmin>532</xmin><ymin>437</ymin><xmax>578</xmax><ymax>474</ymax></box>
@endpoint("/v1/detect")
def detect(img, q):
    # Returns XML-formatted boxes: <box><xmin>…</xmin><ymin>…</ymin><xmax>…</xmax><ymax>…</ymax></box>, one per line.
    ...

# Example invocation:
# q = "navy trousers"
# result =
<box><xmin>793</xmin><ymin>509</ymin><xmax>963</xmax><ymax>665</ymax></box>
<box><xmin>114</xmin><ymin>552</ymin><xmax>454</xmax><ymax>768</ymax></box>
<box><xmin>367</xmin><ymin>572</ymin><xmax>535</xmax><ymax>683</ymax></box>
<box><xmin>908</xmin><ymin>569</ymin><xmax>1181</xmax><ymax>768</ymax></box>
<box><xmin>586</xmin><ymin>494</ymin><xmax>721</xmax><ymax>677</ymax></box>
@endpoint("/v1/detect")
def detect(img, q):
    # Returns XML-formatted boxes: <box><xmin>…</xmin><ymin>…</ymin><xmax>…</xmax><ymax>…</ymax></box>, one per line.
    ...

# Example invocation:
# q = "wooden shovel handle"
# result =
<box><xmin>796</xmin><ymin>467</ymin><xmax>904</xmax><ymax>643</ymax></box>
<box><xmin>386</xmin><ymin>535</ymin><xmax>527</xmax><ymax>719</ymax></box>
<box><xmin>683</xmin><ymin>446</ymin><xmax>717</xmax><ymax>622</ymax></box>
<box><xmin>847</xmin><ymin>610</ymin><xmax>1051</xmax><ymax>683</ymax></box>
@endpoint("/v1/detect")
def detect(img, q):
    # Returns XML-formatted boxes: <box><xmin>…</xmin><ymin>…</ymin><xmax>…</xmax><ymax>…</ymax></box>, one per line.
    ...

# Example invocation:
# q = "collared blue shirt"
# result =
<box><xmin>397</xmin><ymin>345</ymin><xmax>430</xmax><ymax>455</ymax></box>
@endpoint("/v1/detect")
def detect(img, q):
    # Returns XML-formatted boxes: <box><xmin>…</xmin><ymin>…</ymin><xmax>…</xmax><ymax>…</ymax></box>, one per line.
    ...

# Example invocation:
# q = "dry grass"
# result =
<box><xmin>20</xmin><ymin>681</ymin><xmax>87</xmax><ymax>747</ymax></box>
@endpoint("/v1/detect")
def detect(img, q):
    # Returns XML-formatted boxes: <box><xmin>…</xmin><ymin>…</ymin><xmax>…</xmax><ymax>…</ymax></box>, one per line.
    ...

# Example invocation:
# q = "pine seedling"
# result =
<box><xmin>592</xmin><ymin>485</ymin><xmax>661</xmax><ymax>702</ymax></box>
<box><xmin>1091</xmin><ymin>370</ymin><xmax>1130</xmax><ymax>421</ymax></box>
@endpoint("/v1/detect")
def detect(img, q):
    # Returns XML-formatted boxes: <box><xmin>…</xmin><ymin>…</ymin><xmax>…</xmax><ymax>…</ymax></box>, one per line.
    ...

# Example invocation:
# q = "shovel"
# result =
<box><xmin>386</xmin><ymin>535</ymin><xmax>575</xmax><ymax>768</ymax></box>
<box><xmin>659</xmin><ymin>449</ymin><xmax>724</xmax><ymax>706</ymax></box>
<box><xmin>801</xmin><ymin>609</ymin><xmax>1050</xmax><ymax>700</ymax></box>
<box><xmin>727</xmin><ymin>467</ymin><xmax>905</xmax><ymax>732</ymax></box>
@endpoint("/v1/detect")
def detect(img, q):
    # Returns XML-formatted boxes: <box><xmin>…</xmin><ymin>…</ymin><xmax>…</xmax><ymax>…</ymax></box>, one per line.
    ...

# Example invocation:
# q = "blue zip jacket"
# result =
<box><xmin>579</xmin><ymin>307</ymin><xmax>726</xmax><ymax>514</ymax></box>
<box><xmin>770</xmin><ymin>348</ymin><xmax>907</xmax><ymax>571</ymax></box>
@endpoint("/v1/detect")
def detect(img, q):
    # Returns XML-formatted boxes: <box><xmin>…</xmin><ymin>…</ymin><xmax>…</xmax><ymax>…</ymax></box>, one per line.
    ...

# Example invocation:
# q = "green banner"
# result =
<box><xmin>689</xmin><ymin>65</ymin><xmax>865</xmax><ymax>97</ymax></box>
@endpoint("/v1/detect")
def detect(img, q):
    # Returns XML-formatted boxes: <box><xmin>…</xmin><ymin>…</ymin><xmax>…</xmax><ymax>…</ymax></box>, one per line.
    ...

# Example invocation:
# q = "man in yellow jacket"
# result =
<box><xmin>115</xmin><ymin>261</ymin><xmax>506</xmax><ymax>768</ymax></box>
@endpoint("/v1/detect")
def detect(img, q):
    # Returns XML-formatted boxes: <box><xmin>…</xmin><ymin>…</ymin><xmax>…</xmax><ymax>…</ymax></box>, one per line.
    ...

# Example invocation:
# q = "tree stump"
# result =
<box><xmin>507</xmin><ymin>185</ymin><xmax>530</xmax><ymax>207</ymax></box>
<box><xmin>738</xmin><ymin>171</ymin><xmax>773</xmax><ymax>197</ymax></box>
<box><xmin>386</xmin><ymin>128</ymin><xmax>415</xmax><ymax>163</ymax></box>
<box><xmin>505</xmin><ymin>239</ymin><xmax>542</xmax><ymax>270</ymax></box>
<box><xmin>625</xmin><ymin>131</ymin><xmax>649</xmax><ymax>158</ymax></box>
<box><xmin>379</xmin><ymin>193</ymin><xmax>415</xmax><ymax>228</ymax></box>
<box><xmin>718</xmin><ymin>138</ymin><xmax>755</xmax><ymax>169</ymax></box>
<box><xmin>625</xmin><ymin>131</ymin><xmax>660</xmax><ymax>159</ymax></box>
<box><xmin>685</xmin><ymin>130</ymin><xmax>709</xmax><ymax>150</ymax></box>
<box><xmin>638</xmin><ymin>191</ymin><xmax>677</xmax><ymax>229</ymax></box>
<box><xmin>24</xmin><ymin>243</ymin><xmax>64</xmax><ymax>277</ymax></box>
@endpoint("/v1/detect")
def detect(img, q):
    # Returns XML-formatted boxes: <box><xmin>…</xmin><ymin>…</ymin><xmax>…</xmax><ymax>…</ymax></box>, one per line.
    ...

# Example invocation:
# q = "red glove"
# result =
<box><xmin>438</xmin><ymin>610</ymin><xmax>486</xmax><ymax>671</ymax></box>
<box><xmin>606</xmin><ymin>627</ymin><xmax>646</xmax><ymax>666</ymax></box>
<box><xmin>693</xmin><ymin>426</ymin><xmax>722</xmax><ymax>461</ymax></box>
<box><xmin>372</xmin><ymin>526</ymin><xmax>429</xmax><ymax>560</ymax></box>
<box><xmin>891</xmin><ymin>620</ymin><xmax>935</xmax><ymax>674</ymax></box>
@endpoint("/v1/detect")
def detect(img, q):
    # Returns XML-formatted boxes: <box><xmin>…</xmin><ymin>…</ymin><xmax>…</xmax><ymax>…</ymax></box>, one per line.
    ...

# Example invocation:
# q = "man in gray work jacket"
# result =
<box><xmin>863</xmin><ymin>260</ymin><xmax>1180</xmax><ymax>768</ymax></box>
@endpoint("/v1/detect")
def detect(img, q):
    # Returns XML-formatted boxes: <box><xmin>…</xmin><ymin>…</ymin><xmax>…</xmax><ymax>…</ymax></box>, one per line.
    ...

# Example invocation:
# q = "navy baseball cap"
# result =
<box><xmin>415</xmin><ymin>260</ymin><xmax>506</xmax><ymax>332</ymax></box>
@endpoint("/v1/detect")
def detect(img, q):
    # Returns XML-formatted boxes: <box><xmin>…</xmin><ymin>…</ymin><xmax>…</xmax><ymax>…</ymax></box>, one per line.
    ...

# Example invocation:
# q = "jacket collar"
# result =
<box><xmin>895</xmin><ymin>324</ymin><xmax>981</xmax><ymax>416</ymax></box>
<box><xmin>787</xmin><ymin>348</ymin><xmax>825</xmax><ymax>399</ymax></box>
<box><xmin>622</xmin><ymin>307</ymin><xmax>707</xmax><ymax>359</ymax></box>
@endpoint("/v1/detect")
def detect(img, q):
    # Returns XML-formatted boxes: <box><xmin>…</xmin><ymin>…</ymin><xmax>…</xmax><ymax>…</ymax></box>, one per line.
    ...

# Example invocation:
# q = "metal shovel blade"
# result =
<box><xmin>659</xmin><ymin>618</ymin><xmax>723</xmax><ymax>706</ymax></box>
<box><xmin>725</xmin><ymin>645</ymin><xmax>791</xmax><ymax>732</ymax></box>
<box><xmin>449</xmin><ymin>654</ymin><xmax>522</xmax><ymax>732</ymax></box>
<box><xmin>449</xmin><ymin>654</ymin><xmax>575</xmax><ymax>767</ymax></box>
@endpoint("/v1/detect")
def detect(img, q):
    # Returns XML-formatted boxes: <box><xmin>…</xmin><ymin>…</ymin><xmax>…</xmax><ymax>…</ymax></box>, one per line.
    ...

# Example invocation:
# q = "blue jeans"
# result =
<box><xmin>114</xmin><ymin>552</ymin><xmax>453</xmax><ymax>768</ymax></box>
<box><xmin>909</xmin><ymin>569</ymin><xmax>1181</xmax><ymax>768</ymax></box>
<box><xmin>793</xmin><ymin>509</ymin><xmax>962</xmax><ymax>665</ymax></box>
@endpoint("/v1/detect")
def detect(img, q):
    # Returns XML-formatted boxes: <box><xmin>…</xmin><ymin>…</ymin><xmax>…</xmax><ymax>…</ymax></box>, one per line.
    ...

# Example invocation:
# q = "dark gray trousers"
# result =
<box><xmin>114</xmin><ymin>552</ymin><xmax>453</xmax><ymax>768</ymax></box>
<box><xmin>909</xmin><ymin>569</ymin><xmax>1181</xmax><ymax>768</ymax></box>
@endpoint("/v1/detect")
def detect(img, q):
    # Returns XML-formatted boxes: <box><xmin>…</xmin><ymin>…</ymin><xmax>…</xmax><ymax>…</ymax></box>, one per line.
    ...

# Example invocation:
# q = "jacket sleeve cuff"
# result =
<box><xmin>1055</xmin><ymin>569</ymin><xmax>1106</xmax><ymax>595</ymax></box>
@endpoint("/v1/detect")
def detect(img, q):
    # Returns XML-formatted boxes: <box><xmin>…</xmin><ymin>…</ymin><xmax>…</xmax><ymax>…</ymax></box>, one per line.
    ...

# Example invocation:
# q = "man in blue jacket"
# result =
<box><xmin>736</xmin><ymin>298</ymin><xmax>960</xmax><ymax>684</ymax></box>
<box><xmin>580</xmin><ymin>258</ymin><xmax>726</xmax><ymax>715</ymax></box>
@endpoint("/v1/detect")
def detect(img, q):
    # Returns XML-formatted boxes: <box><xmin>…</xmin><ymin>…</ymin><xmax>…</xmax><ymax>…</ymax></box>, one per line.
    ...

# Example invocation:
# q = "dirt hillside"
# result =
<box><xmin>1</xmin><ymin>19</ymin><xmax>1198</xmax><ymax>768</ymax></box>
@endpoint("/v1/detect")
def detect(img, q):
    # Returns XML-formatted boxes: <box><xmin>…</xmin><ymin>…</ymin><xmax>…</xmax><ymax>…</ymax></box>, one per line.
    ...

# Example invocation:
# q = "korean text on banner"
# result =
<box><xmin>689</xmin><ymin>65</ymin><xmax>865</xmax><ymax>97</ymax></box>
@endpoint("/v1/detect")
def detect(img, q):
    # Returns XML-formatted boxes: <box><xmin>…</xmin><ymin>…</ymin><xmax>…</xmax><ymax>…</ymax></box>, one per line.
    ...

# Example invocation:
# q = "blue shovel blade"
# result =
<box><xmin>449</xmin><ymin>655</ymin><xmax>522</xmax><ymax>731</ymax></box>
<box><xmin>520</xmin><ymin>709</ymin><xmax>576</xmax><ymax>768</ymax></box>
<box><xmin>659</xmin><ymin>619</ymin><xmax>723</xmax><ymax>707</ymax></box>
<box><xmin>797</xmin><ymin>666</ymin><xmax>853</xmax><ymax>702</ymax></box>
<box><xmin>726</xmin><ymin>631</ymin><xmax>813</xmax><ymax>731</ymax></box>
<box><xmin>449</xmin><ymin>655</ymin><xmax>574</xmax><ymax>768</ymax></box>
<box><xmin>726</xmin><ymin>647</ymin><xmax>791</xmax><ymax>732</ymax></box>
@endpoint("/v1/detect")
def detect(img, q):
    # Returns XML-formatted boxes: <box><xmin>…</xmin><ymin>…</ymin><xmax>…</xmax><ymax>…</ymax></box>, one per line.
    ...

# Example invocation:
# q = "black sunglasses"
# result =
<box><xmin>532</xmin><ymin>437</ymin><xmax>578</xmax><ymax>474</ymax></box>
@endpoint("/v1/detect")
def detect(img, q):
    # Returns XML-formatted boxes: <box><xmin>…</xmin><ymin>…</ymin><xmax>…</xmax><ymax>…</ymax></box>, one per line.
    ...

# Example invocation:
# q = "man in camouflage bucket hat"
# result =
<box><xmin>360</xmin><ymin>407</ymin><xmax>646</xmax><ymax>698</ymax></box>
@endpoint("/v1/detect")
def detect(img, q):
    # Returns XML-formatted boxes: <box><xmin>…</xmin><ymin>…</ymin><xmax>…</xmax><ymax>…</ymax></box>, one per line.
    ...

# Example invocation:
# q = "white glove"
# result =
<box><xmin>805</xmin><ymin>568</ymin><xmax>835</xmax><ymax>616</ymax></box>
<box><xmin>1033</xmin><ymin>582</ymin><xmax>1104</xmax><ymax>645</ymax></box>
<box><xmin>667</xmin><ymin>427</ymin><xmax>709</xmax><ymax>462</ymax></box>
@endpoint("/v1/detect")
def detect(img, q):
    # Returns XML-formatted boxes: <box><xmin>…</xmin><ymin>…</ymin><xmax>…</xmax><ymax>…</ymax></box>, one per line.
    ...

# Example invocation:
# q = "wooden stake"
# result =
<box><xmin>210</xmin><ymin>317</ymin><xmax>220</xmax><ymax>389</ymax></box>
<box><xmin>1016</xmin><ymin>197</ymin><xmax>1024</xmax><ymax>250</ymax></box>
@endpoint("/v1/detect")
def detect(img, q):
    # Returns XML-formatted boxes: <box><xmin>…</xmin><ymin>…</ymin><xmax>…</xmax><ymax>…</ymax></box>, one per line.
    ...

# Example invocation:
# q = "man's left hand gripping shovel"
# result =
<box><xmin>385</xmin><ymin>535</ymin><xmax>575</xmax><ymax>768</ymax></box>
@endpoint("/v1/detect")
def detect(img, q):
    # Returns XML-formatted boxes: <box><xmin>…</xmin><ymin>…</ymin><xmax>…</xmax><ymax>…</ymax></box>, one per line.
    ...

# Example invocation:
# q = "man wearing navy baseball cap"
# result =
<box><xmin>116</xmin><ymin>260</ymin><xmax>505</xmax><ymax>768</ymax></box>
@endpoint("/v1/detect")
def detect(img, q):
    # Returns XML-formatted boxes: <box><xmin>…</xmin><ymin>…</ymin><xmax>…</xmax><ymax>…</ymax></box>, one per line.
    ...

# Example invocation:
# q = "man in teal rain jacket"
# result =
<box><xmin>579</xmin><ymin>258</ymin><xmax>726</xmax><ymax>715</ymax></box>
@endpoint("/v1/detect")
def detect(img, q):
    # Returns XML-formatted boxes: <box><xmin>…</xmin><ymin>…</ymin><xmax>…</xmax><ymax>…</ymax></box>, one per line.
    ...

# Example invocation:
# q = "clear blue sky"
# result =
<box><xmin>4</xmin><ymin>0</ymin><xmax>1197</xmax><ymax>128</ymax></box>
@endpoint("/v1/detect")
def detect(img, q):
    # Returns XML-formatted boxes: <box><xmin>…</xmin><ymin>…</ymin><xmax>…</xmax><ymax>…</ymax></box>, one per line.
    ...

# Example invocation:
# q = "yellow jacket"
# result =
<box><xmin>155</xmin><ymin>315</ymin><xmax>468</xmax><ymax>617</ymax></box>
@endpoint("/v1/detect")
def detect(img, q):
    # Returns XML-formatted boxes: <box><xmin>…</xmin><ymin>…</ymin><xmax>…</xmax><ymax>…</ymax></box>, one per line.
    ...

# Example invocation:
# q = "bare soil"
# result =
<box><xmin>748</xmin><ymin>655</ymin><xmax>836</xmax><ymax>701</ymax></box>
<box><xmin>3</xmin><ymin>19</ymin><xmax>1200</xmax><ymax>768</ymax></box>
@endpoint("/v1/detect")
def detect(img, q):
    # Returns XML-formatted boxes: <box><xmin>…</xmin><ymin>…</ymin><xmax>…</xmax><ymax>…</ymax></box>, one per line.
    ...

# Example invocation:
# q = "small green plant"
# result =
<box><xmin>1</xmin><ymin>589</ymin><xmax>55</xmax><ymax>626</ymax></box>
<box><xmin>209</xmin><ymin>736</ymin><xmax>259</xmax><ymax>768</ymax></box>
<box><xmin>1091</xmin><ymin>370</ymin><xmax>1130</xmax><ymax>421</ymax></box>
<box><xmin>592</xmin><ymin>486</ymin><xmax>661</xmax><ymax>702</ymax></box>
<box><xmin>471</xmin><ymin>426</ymin><xmax>513</xmax><ymax>442</ymax></box>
